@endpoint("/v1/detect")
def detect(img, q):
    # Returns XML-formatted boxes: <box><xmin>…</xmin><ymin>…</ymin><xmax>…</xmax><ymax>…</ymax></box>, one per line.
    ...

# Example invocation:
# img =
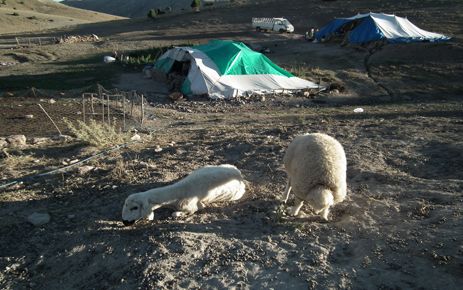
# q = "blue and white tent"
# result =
<box><xmin>315</xmin><ymin>13</ymin><xmax>451</xmax><ymax>45</ymax></box>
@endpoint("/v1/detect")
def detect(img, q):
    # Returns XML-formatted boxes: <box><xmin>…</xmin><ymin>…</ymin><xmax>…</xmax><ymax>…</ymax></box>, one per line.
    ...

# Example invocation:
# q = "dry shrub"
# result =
<box><xmin>111</xmin><ymin>159</ymin><xmax>127</xmax><ymax>180</ymax></box>
<box><xmin>63</xmin><ymin>118</ymin><xmax>129</xmax><ymax>148</ymax></box>
<box><xmin>0</xmin><ymin>152</ymin><xmax>35</xmax><ymax>169</ymax></box>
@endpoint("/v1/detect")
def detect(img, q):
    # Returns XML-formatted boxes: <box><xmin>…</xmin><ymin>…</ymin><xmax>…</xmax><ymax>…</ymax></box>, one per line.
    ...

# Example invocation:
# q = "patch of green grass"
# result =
<box><xmin>0</xmin><ymin>54</ymin><xmax>121</xmax><ymax>91</ymax></box>
<box><xmin>120</xmin><ymin>47</ymin><xmax>168</xmax><ymax>68</ymax></box>
<box><xmin>119</xmin><ymin>45</ymin><xmax>191</xmax><ymax>70</ymax></box>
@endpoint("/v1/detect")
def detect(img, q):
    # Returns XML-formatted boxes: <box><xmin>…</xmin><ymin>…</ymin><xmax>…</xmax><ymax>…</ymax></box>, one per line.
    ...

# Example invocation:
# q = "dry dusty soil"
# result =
<box><xmin>0</xmin><ymin>0</ymin><xmax>462</xmax><ymax>289</ymax></box>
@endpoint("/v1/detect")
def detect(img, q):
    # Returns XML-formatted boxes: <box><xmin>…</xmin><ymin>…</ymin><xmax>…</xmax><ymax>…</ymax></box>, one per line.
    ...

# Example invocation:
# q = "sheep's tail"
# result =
<box><xmin>283</xmin><ymin>179</ymin><xmax>292</xmax><ymax>204</ymax></box>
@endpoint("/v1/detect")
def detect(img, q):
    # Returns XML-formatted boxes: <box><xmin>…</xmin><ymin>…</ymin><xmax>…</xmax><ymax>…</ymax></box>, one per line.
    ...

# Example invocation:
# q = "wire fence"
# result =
<box><xmin>81</xmin><ymin>85</ymin><xmax>146</xmax><ymax>131</ymax></box>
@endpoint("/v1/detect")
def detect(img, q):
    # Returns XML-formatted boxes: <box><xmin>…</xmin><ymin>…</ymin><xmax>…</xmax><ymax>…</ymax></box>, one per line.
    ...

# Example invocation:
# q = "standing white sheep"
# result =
<box><xmin>122</xmin><ymin>164</ymin><xmax>245</xmax><ymax>226</ymax></box>
<box><xmin>283</xmin><ymin>133</ymin><xmax>347</xmax><ymax>220</ymax></box>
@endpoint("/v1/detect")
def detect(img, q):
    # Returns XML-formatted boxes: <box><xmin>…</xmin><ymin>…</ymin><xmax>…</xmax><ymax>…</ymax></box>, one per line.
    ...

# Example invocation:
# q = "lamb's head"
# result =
<box><xmin>121</xmin><ymin>193</ymin><xmax>151</xmax><ymax>226</ymax></box>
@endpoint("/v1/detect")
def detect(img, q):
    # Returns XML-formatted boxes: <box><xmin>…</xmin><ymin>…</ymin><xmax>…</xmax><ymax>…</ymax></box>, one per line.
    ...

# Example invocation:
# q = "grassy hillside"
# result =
<box><xmin>0</xmin><ymin>0</ymin><xmax>124</xmax><ymax>35</ymax></box>
<box><xmin>62</xmin><ymin>0</ymin><xmax>260</xmax><ymax>18</ymax></box>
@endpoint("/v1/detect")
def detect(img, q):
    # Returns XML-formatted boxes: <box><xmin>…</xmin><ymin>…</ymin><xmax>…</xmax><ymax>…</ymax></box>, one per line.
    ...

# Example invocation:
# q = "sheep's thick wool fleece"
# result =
<box><xmin>283</xmin><ymin>133</ymin><xmax>347</xmax><ymax>203</ymax></box>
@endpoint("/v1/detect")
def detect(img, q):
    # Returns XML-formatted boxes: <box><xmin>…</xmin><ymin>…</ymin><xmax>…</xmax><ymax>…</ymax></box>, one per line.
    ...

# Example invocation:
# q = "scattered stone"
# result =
<box><xmin>353</xmin><ymin>108</ymin><xmax>364</xmax><ymax>113</ymax></box>
<box><xmin>154</xmin><ymin>145</ymin><xmax>163</xmax><ymax>153</ymax></box>
<box><xmin>0</xmin><ymin>62</ymin><xmax>18</xmax><ymax>67</ymax></box>
<box><xmin>7</xmin><ymin>135</ymin><xmax>27</xmax><ymax>147</ymax></box>
<box><xmin>169</xmin><ymin>92</ymin><xmax>184</xmax><ymax>102</ymax></box>
<box><xmin>131</xmin><ymin>134</ymin><xmax>141</xmax><ymax>141</ymax></box>
<box><xmin>48</xmin><ymin>99</ymin><xmax>56</xmax><ymax>104</ymax></box>
<box><xmin>140</xmin><ymin>161</ymin><xmax>156</xmax><ymax>169</ymax></box>
<box><xmin>67</xmin><ymin>214</ymin><xmax>75</xmax><ymax>219</ymax></box>
<box><xmin>0</xmin><ymin>139</ymin><xmax>8</xmax><ymax>148</ymax></box>
<box><xmin>10</xmin><ymin>182</ymin><xmax>24</xmax><ymax>190</ymax></box>
<box><xmin>24</xmin><ymin>114</ymin><xmax>34</xmax><ymax>119</ymax></box>
<box><xmin>30</xmin><ymin>137</ymin><xmax>50</xmax><ymax>145</ymax></box>
<box><xmin>5</xmin><ymin>263</ymin><xmax>21</xmax><ymax>272</ymax></box>
<box><xmin>77</xmin><ymin>165</ymin><xmax>95</xmax><ymax>175</ymax></box>
<box><xmin>27</xmin><ymin>212</ymin><xmax>50</xmax><ymax>226</ymax></box>
<box><xmin>52</xmin><ymin>134</ymin><xmax>73</xmax><ymax>142</ymax></box>
<box><xmin>58</xmin><ymin>34</ymin><xmax>100</xmax><ymax>44</ymax></box>
<box><xmin>69</xmin><ymin>159</ymin><xmax>79</xmax><ymax>164</ymax></box>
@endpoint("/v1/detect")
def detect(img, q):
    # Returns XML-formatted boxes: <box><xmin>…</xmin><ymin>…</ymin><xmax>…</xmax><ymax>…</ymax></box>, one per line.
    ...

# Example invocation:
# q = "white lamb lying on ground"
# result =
<box><xmin>122</xmin><ymin>164</ymin><xmax>245</xmax><ymax>226</ymax></box>
<box><xmin>283</xmin><ymin>133</ymin><xmax>347</xmax><ymax>221</ymax></box>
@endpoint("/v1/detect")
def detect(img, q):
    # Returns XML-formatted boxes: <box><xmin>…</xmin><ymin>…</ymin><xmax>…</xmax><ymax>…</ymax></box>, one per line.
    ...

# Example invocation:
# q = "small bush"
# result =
<box><xmin>11</xmin><ymin>12</ymin><xmax>19</xmax><ymax>16</ymax></box>
<box><xmin>190</xmin><ymin>0</ymin><xmax>201</xmax><ymax>8</ymax></box>
<box><xmin>63</xmin><ymin>118</ymin><xmax>130</xmax><ymax>148</ymax></box>
<box><xmin>147</xmin><ymin>9</ymin><xmax>157</xmax><ymax>19</ymax></box>
<box><xmin>120</xmin><ymin>47</ymin><xmax>168</xmax><ymax>67</ymax></box>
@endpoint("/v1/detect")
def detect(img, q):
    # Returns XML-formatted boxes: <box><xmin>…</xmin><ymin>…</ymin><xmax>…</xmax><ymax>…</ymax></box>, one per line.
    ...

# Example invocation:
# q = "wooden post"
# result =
<box><xmin>122</xmin><ymin>92</ymin><xmax>126</xmax><ymax>131</ymax></box>
<box><xmin>82</xmin><ymin>94</ymin><xmax>86</xmax><ymax>123</ymax></box>
<box><xmin>101</xmin><ymin>93</ymin><xmax>105</xmax><ymax>123</ymax></box>
<box><xmin>38</xmin><ymin>37</ymin><xmax>42</xmax><ymax>46</ymax></box>
<box><xmin>90</xmin><ymin>93</ymin><xmax>95</xmax><ymax>114</ymax></box>
<box><xmin>130</xmin><ymin>91</ymin><xmax>134</xmax><ymax>117</ymax></box>
<box><xmin>107</xmin><ymin>94</ymin><xmax>111</xmax><ymax>126</ymax></box>
<box><xmin>140</xmin><ymin>94</ymin><xmax>144</xmax><ymax>126</ymax></box>
<box><xmin>15</xmin><ymin>37</ymin><xmax>20</xmax><ymax>47</ymax></box>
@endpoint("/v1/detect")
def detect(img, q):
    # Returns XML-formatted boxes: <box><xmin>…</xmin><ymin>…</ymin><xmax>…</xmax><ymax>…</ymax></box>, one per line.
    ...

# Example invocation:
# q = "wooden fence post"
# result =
<box><xmin>82</xmin><ymin>94</ymin><xmax>86</xmax><ymax>123</ymax></box>
<box><xmin>140</xmin><ymin>94</ymin><xmax>144</xmax><ymax>126</ymax></box>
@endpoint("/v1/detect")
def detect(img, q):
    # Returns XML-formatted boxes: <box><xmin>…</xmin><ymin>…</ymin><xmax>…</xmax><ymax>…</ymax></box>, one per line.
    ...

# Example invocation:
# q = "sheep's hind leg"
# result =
<box><xmin>288</xmin><ymin>197</ymin><xmax>304</xmax><ymax>216</ymax></box>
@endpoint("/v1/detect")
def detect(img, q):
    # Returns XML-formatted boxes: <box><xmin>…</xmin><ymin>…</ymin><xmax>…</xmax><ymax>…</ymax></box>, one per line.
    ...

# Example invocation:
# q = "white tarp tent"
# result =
<box><xmin>154</xmin><ymin>40</ymin><xmax>322</xmax><ymax>99</ymax></box>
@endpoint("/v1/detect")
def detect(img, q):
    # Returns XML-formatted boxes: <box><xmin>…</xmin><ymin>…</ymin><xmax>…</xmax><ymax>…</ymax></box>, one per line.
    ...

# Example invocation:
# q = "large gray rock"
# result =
<box><xmin>30</xmin><ymin>137</ymin><xmax>51</xmax><ymax>145</ymax></box>
<box><xmin>7</xmin><ymin>135</ymin><xmax>27</xmax><ymax>147</ymax></box>
<box><xmin>0</xmin><ymin>139</ymin><xmax>7</xmax><ymax>148</ymax></box>
<box><xmin>27</xmin><ymin>212</ymin><xmax>51</xmax><ymax>226</ymax></box>
<box><xmin>51</xmin><ymin>135</ymin><xmax>73</xmax><ymax>142</ymax></box>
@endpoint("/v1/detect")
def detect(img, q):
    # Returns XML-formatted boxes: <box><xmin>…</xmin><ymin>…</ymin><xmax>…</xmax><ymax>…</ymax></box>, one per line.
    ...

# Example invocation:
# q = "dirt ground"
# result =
<box><xmin>1</xmin><ymin>0</ymin><xmax>463</xmax><ymax>289</ymax></box>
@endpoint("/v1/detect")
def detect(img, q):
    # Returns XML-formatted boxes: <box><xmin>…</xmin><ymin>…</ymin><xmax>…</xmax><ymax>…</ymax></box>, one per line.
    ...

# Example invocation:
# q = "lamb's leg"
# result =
<box><xmin>316</xmin><ymin>206</ymin><xmax>330</xmax><ymax>221</ymax></box>
<box><xmin>173</xmin><ymin>198</ymin><xmax>199</xmax><ymax>218</ymax></box>
<box><xmin>312</xmin><ymin>186</ymin><xmax>334</xmax><ymax>221</ymax></box>
<box><xmin>283</xmin><ymin>178</ymin><xmax>292</xmax><ymax>204</ymax></box>
<box><xmin>288</xmin><ymin>197</ymin><xmax>304</xmax><ymax>216</ymax></box>
<box><xmin>148</xmin><ymin>205</ymin><xmax>161</xmax><ymax>220</ymax></box>
<box><xmin>198</xmin><ymin>201</ymin><xmax>207</xmax><ymax>210</ymax></box>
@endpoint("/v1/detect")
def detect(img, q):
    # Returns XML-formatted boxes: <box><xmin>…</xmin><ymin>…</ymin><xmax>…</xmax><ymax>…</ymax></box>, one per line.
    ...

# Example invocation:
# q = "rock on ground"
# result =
<box><xmin>6</xmin><ymin>135</ymin><xmax>27</xmax><ymax>147</ymax></box>
<box><xmin>27</xmin><ymin>212</ymin><xmax>51</xmax><ymax>226</ymax></box>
